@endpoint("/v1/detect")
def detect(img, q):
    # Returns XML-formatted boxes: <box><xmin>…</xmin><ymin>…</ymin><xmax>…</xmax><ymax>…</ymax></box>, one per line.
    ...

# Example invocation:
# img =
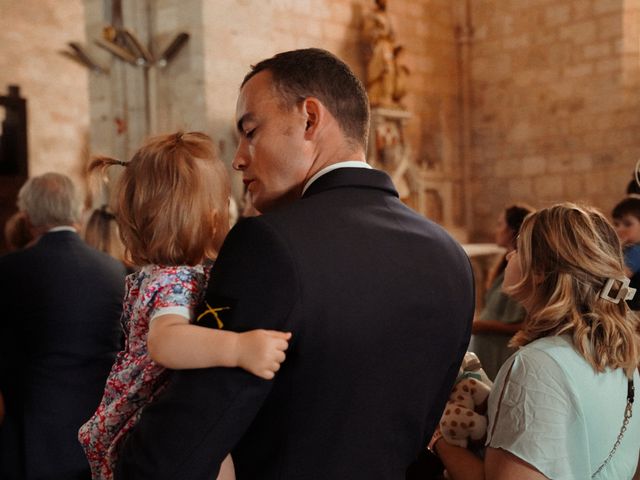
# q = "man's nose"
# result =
<box><xmin>232</xmin><ymin>144</ymin><xmax>247</xmax><ymax>171</ymax></box>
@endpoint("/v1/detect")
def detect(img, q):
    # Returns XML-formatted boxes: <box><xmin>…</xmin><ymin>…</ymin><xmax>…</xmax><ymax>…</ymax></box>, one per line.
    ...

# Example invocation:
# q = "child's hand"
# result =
<box><xmin>237</xmin><ymin>330</ymin><xmax>291</xmax><ymax>380</ymax></box>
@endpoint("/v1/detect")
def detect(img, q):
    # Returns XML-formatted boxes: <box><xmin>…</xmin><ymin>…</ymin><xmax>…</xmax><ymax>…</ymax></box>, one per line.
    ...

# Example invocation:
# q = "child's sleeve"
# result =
<box><xmin>148</xmin><ymin>267</ymin><xmax>206</xmax><ymax>324</ymax></box>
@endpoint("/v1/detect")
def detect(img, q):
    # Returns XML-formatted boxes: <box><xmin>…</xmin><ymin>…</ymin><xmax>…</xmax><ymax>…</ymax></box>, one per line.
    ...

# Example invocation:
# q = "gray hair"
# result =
<box><xmin>17</xmin><ymin>173</ymin><xmax>81</xmax><ymax>228</ymax></box>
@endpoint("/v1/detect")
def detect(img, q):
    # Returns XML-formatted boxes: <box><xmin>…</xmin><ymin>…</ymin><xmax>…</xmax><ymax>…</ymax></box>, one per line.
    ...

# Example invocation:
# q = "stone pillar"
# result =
<box><xmin>369</xmin><ymin>106</ymin><xmax>467</xmax><ymax>241</ymax></box>
<box><xmin>84</xmin><ymin>0</ymin><xmax>207</xmax><ymax>159</ymax></box>
<box><xmin>368</xmin><ymin>108</ymin><xmax>414</xmax><ymax>198</ymax></box>
<box><xmin>83</xmin><ymin>0</ymin><xmax>207</xmax><ymax>204</ymax></box>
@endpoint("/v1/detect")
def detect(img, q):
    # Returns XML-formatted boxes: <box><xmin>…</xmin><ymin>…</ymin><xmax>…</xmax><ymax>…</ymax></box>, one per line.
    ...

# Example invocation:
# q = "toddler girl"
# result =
<box><xmin>78</xmin><ymin>132</ymin><xmax>290</xmax><ymax>479</ymax></box>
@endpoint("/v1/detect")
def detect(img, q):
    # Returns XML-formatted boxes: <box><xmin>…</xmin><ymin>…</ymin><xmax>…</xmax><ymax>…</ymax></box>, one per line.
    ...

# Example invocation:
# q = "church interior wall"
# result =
<box><xmin>468</xmin><ymin>0</ymin><xmax>640</xmax><ymax>240</ymax></box>
<box><xmin>1</xmin><ymin>0</ymin><xmax>639</xmax><ymax>245</ymax></box>
<box><xmin>0</xmin><ymin>0</ymin><xmax>89</xmax><ymax>187</ymax></box>
<box><xmin>199</xmin><ymin>0</ymin><xmax>462</xmax><ymax>205</ymax></box>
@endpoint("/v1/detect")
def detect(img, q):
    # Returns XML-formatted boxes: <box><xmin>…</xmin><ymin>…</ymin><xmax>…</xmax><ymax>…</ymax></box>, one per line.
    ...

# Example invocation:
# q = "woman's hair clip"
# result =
<box><xmin>600</xmin><ymin>277</ymin><xmax>636</xmax><ymax>304</ymax></box>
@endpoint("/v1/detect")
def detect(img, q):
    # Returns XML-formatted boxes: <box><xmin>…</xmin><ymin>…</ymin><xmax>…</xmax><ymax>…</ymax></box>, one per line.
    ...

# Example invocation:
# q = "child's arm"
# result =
<box><xmin>147</xmin><ymin>314</ymin><xmax>291</xmax><ymax>380</ymax></box>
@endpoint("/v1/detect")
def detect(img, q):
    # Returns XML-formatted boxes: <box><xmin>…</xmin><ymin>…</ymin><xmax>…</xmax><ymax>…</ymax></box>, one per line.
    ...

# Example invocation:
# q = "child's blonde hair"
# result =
<box><xmin>507</xmin><ymin>203</ymin><xmax>640</xmax><ymax>377</ymax></box>
<box><xmin>90</xmin><ymin>131</ymin><xmax>230</xmax><ymax>266</ymax></box>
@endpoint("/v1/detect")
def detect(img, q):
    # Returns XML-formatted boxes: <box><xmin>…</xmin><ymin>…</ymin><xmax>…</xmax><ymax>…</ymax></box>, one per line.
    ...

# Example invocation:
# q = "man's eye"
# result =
<box><xmin>245</xmin><ymin>128</ymin><xmax>255</xmax><ymax>139</ymax></box>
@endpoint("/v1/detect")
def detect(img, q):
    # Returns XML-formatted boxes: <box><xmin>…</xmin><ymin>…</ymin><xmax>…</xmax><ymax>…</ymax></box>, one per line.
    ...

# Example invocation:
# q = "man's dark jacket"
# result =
<box><xmin>0</xmin><ymin>230</ymin><xmax>126</xmax><ymax>479</ymax></box>
<box><xmin>117</xmin><ymin>168</ymin><xmax>474</xmax><ymax>479</ymax></box>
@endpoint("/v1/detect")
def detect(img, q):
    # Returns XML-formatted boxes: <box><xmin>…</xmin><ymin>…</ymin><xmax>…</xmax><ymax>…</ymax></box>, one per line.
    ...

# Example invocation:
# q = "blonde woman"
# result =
<box><xmin>82</xmin><ymin>205</ymin><xmax>127</xmax><ymax>266</ymax></box>
<box><xmin>433</xmin><ymin>203</ymin><xmax>640</xmax><ymax>479</ymax></box>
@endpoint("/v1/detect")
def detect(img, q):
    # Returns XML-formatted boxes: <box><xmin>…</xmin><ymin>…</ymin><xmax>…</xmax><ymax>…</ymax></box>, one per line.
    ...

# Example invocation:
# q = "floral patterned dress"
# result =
<box><xmin>78</xmin><ymin>263</ymin><xmax>211</xmax><ymax>479</ymax></box>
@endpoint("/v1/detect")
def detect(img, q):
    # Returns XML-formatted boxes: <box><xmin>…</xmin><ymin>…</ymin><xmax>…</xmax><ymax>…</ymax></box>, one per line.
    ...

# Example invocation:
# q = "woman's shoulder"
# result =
<box><xmin>520</xmin><ymin>335</ymin><xmax>574</xmax><ymax>357</ymax></box>
<box><xmin>489</xmin><ymin>336</ymin><xmax>639</xmax><ymax>479</ymax></box>
<box><xmin>494</xmin><ymin>337</ymin><xmax>572</xmax><ymax>390</ymax></box>
<box><xmin>505</xmin><ymin>336</ymin><xmax>589</xmax><ymax>385</ymax></box>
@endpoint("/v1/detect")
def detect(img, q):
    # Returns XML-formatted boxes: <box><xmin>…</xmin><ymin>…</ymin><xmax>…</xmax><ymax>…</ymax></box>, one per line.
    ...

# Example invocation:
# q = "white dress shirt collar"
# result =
<box><xmin>48</xmin><ymin>226</ymin><xmax>77</xmax><ymax>233</ymax></box>
<box><xmin>302</xmin><ymin>161</ymin><xmax>372</xmax><ymax>196</ymax></box>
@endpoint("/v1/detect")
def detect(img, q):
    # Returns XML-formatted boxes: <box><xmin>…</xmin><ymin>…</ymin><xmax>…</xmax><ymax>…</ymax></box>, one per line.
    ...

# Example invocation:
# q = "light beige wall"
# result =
<box><xmin>468</xmin><ymin>0</ymin><xmax>640</xmax><ymax>240</ymax></box>
<box><xmin>6</xmin><ymin>0</ymin><xmax>640</xmax><ymax>241</ymax></box>
<box><xmin>201</xmin><ymin>0</ymin><xmax>462</xmax><ymax>209</ymax></box>
<box><xmin>0</xmin><ymin>0</ymin><xmax>89</xmax><ymax>184</ymax></box>
<box><xmin>201</xmin><ymin>0</ymin><xmax>372</xmax><ymax>198</ymax></box>
<box><xmin>0</xmin><ymin>0</ymin><xmax>463</xmax><ymax>227</ymax></box>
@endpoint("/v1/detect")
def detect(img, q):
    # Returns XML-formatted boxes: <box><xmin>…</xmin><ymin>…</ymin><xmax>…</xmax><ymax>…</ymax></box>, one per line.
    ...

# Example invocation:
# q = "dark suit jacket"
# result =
<box><xmin>0</xmin><ymin>230</ymin><xmax>126</xmax><ymax>480</ymax></box>
<box><xmin>116</xmin><ymin>168</ymin><xmax>474</xmax><ymax>479</ymax></box>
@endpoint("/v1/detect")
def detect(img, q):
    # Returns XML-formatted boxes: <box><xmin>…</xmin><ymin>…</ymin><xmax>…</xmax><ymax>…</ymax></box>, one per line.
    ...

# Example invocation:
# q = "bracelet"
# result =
<box><xmin>427</xmin><ymin>428</ymin><xmax>444</xmax><ymax>455</ymax></box>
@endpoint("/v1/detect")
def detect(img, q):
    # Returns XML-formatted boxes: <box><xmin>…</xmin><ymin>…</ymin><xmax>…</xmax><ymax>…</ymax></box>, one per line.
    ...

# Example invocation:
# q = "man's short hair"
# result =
<box><xmin>17</xmin><ymin>172</ymin><xmax>81</xmax><ymax>228</ymax></box>
<box><xmin>612</xmin><ymin>196</ymin><xmax>640</xmax><ymax>221</ymax></box>
<box><xmin>243</xmin><ymin>48</ymin><xmax>370</xmax><ymax>150</ymax></box>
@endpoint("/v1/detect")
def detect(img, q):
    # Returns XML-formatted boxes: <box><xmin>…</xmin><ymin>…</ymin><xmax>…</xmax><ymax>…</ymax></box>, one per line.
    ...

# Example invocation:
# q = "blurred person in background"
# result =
<box><xmin>470</xmin><ymin>204</ymin><xmax>534</xmax><ymax>380</ymax></box>
<box><xmin>612</xmin><ymin>196</ymin><xmax>640</xmax><ymax>310</ymax></box>
<box><xmin>82</xmin><ymin>204</ymin><xmax>129</xmax><ymax>270</ymax></box>
<box><xmin>3</xmin><ymin>211</ymin><xmax>33</xmax><ymax>252</ymax></box>
<box><xmin>0</xmin><ymin>172</ymin><xmax>126</xmax><ymax>480</ymax></box>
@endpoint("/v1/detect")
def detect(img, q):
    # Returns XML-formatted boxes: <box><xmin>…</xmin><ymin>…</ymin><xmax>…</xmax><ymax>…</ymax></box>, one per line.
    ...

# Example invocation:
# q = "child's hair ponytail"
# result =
<box><xmin>88</xmin><ymin>156</ymin><xmax>128</xmax><ymax>176</ymax></box>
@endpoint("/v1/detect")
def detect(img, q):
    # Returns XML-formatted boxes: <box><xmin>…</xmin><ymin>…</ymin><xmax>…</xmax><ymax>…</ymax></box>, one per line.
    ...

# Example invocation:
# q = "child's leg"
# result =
<box><xmin>216</xmin><ymin>454</ymin><xmax>235</xmax><ymax>480</ymax></box>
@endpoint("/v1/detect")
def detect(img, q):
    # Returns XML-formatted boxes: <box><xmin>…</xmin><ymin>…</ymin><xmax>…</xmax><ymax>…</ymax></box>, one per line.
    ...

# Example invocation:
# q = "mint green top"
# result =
<box><xmin>487</xmin><ymin>335</ymin><xmax>640</xmax><ymax>479</ymax></box>
<box><xmin>478</xmin><ymin>271</ymin><xmax>525</xmax><ymax>325</ymax></box>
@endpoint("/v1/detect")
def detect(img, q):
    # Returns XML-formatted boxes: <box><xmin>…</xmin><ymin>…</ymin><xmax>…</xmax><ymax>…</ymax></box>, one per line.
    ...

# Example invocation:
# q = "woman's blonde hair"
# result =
<box><xmin>507</xmin><ymin>203</ymin><xmax>640</xmax><ymax>377</ymax></box>
<box><xmin>83</xmin><ymin>205</ymin><xmax>126</xmax><ymax>264</ymax></box>
<box><xmin>89</xmin><ymin>131</ymin><xmax>230</xmax><ymax>266</ymax></box>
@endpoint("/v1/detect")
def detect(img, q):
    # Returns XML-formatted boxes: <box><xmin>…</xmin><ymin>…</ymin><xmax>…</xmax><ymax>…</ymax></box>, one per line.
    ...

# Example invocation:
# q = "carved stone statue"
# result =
<box><xmin>362</xmin><ymin>0</ymin><xmax>409</xmax><ymax>108</ymax></box>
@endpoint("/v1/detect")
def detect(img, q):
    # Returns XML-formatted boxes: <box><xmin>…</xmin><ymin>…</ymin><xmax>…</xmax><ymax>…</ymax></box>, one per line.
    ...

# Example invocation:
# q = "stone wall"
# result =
<box><xmin>0</xmin><ymin>0</ymin><xmax>464</xmax><ymax>236</ymax></box>
<box><xmin>7</xmin><ymin>0</ymin><xmax>638</xmax><ymax>243</ymax></box>
<box><xmin>200</xmin><ymin>0</ymin><xmax>463</xmax><ymax>216</ymax></box>
<box><xmin>78</xmin><ymin>0</ymin><xmax>462</xmax><ymax>220</ymax></box>
<box><xmin>468</xmin><ymin>0</ymin><xmax>640</xmax><ymax>240</ymax></box>
<box><xmin>0</xmin><ymin>0</ymin><xmax>89</xmax><ymax>185</ymax></box>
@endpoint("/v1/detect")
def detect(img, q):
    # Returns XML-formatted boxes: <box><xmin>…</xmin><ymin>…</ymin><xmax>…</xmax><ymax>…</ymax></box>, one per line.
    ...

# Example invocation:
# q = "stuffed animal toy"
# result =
<box><xmin>439</xmin><ymin>352</ymin><xmax>493</xmax><ymax>448</ymax></box>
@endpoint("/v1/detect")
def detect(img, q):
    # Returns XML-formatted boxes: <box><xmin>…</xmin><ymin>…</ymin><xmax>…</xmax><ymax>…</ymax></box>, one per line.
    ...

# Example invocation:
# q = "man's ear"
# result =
<box><xmin>301</xmin><ymin>97</ymin><xmax>323</xmax><ymax>138</ymax></box>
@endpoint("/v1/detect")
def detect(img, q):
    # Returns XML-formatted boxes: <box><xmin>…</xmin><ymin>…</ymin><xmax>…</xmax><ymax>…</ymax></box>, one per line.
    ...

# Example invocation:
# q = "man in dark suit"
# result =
<box><xmin>117</xmin><ymin>48</ymin><xmax>474</xmax><ymax>479</ymax></box>
<box><xmin>0</xmin><ymin>173</ymin><xmax>126</xmax><ymax>480</ymax></box>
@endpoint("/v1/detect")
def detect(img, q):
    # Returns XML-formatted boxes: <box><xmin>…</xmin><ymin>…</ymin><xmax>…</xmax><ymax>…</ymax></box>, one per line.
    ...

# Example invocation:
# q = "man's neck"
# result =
<box><xmin>305</xmin><ymin>140</ymin><xmax>366</xmax><ymax>181</ymax></box>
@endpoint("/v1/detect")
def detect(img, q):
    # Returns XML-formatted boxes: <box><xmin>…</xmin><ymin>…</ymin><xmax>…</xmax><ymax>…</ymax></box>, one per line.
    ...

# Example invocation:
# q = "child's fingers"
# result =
<box><xmin>259</xmin><ymin>370</ymin><xmax>275</xmax><ymax>380</ymax></box>
<box><xmin>272</xmin><ymin>339</ymin><xmax>289</xmax><ymax>352</ymax></box>
<box><xmin>262</xmin><ymin>330</ymin><xmax>292</xmax><ymax>340</ymax></box>
<box><xmin>262</xmin><ymin>336</ymin><xmax>289</xmax><ymax>353</ymax></box>
<box><xmin>262</xmin><ymin>362</ymin><xmax>284</xmax><ymax>378</ymax></box>
<box><xmin>273</xmin><ymin>350</ymin><xmax>286</xmax><ymax>364</ymax></box>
